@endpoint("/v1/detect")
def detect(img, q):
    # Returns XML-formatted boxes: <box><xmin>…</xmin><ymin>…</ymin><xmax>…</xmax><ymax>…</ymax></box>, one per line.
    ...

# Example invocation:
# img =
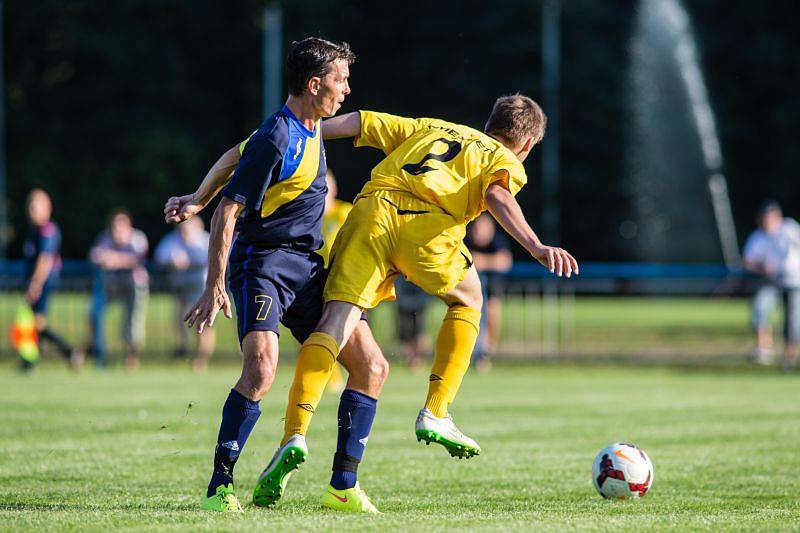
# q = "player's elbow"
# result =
<box><xmin>485</xmin><ymin>182</ymin><xmax>512</xmax><ymax>209</ymax></box>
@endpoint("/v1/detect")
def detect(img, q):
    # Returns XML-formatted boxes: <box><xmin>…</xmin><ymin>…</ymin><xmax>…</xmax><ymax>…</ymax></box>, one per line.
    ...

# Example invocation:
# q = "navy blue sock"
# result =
<box><xmin>330</xmin><ymin>389</ymin><xmax>377</xmax><ymax>490</ymax></box>
<box><xmin>207</xmin><ymin>389</ymin><xmax>261</xmax><ymax>496</ymax></box>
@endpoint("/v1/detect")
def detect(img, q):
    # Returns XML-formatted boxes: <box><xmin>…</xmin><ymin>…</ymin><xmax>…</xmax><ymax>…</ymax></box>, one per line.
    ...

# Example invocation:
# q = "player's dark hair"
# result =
<box><xmin>286</xmin><ymin>37</ymin><xmax>356</xmax><ymax>96</ymax></box>
<box><xmin>484</xmin><ymin>94</ymin><xmax>547</xmax><ymax>147</ymax></box>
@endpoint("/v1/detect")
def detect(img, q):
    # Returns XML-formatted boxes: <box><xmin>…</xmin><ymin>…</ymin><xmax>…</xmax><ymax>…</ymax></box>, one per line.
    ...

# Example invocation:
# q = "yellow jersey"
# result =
<box><xmin>354</xmin><ymin>111</ymin><xmax>528</xmax><ymax>223</ymax></box>
<box><xmin>318</xmin><ymin>199</ymin><xmax>352</xmax><ymax>267</ymax></box>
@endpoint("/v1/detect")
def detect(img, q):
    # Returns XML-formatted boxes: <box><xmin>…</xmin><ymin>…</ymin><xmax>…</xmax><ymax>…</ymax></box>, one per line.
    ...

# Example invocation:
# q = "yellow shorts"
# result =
<box><xmin>324</xmin><ymin>190</ymin><xmax>472</xmax><ymax>309</ymax></box>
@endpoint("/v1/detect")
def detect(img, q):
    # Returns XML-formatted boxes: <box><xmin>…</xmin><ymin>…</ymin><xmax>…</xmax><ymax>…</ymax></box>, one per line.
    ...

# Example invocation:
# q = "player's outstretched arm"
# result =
<box><xmin>485</xmin><ymin>182</ymin><xmax>578</xmax><ymax>278</ymax></box>
<box><xmin>321</xmin><ymin>112</ymin><xmax>362</xmax><ymax>140</ymax></box>
<box><xmin>164</xmin><ymin>144</ymin><xmax>241</xmax><ymax>224</ymax></box>
<box><xmin>184</xmin><ymin>197</ymin><xmax>243</xmax><ymax>333</ymax></box>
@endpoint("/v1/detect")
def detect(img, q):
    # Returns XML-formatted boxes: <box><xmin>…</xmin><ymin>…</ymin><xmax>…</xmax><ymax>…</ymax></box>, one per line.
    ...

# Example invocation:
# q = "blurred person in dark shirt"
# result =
<box><xmin>21</xmin><ymin>189</ymin><xmax>83</xmax><ymax>371</ymax></box>
<box><xmin>88</xmin><ymin>209</ymin><xmax>149</xmax><ymax>370</ymax></box>
<box><xmin>155</xmin><ymin>216</ymin><xmax>213</xmax><ymax>373</ymax></box>
<box><xmin>465</xmin><ymin>213</ymin><xmax>512</xmax><ymax>372</ymax></box>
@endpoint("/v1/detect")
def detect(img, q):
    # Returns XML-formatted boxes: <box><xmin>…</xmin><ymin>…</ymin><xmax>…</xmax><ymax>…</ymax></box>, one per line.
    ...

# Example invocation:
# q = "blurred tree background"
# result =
<box><xmin>4</xmin><ymin>0</ymin><xmax>799</xmax><ymax>261</ymax></box>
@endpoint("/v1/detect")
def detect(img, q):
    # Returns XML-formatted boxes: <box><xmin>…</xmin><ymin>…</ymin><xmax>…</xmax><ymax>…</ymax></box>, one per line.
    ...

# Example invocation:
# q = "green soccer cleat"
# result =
<box><xmin>321</xmin><ymin>482</ymin><xmax>380</xmax><ymax>514</ymax></box>
<box><xmin>415</xmin><ymin>408</ymin><xmax>482</xmax><ymax>459</ymax></box>
<box><xmin>252</xmin><ymin>434</ymin><xmax>308</xmax><ymax>507</ymax></box>
<box><xmin>202</xmin><ymin>483</ymin><xmax>243</xmax><ymax>512</ymax></box>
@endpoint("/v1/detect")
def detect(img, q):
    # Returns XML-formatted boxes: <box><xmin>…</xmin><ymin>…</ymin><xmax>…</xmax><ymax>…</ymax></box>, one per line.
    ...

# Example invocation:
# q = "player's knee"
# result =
<box><xmin>243</xmin><ymin>350</ymin><xmax>277</xmax><ymax>397</ymax></box>
<box><xmin>246</xmin><ymin>368</ymin><xmax>274</xmax><ymax>400</ymax></box>
<box><xmin>455</xmin><ymin>291</ymin><xmax>482</xmax><ymax>312</ymax></box>
<box><xmin>366</xmin><ymin>355</ymin><xmax>390</xmax><ymax>388</ymax></box>
<box><xmin>255</xmin><ymin>358</ymin><xmax>276</xmax><ymax>388</ymax></box>
<box><xmin>444</xmin><ymin>278</ymin><xmax>483</xmax><ymax>310</ymax></box>
<box><xmin>470</xmin><ymin>290</ymin><xmax>484</xmax><ymax>311</ymax></box>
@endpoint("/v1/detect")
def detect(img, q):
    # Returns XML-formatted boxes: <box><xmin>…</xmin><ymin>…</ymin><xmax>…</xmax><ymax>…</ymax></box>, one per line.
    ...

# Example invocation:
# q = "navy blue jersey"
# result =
<box><xmin>23</xmin><ymin>221</ymin><xmax>62</xmax><ymax>278</ymax></box>
<box><xmin>221</xmin><ymin>105</ymin><xmax>327</xmax><ymax>252</ymax></box>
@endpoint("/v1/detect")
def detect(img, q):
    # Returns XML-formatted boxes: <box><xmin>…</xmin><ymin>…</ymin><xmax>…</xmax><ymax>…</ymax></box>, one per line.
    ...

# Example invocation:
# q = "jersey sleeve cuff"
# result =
<box><xmin>353</xmin><ymin>110</ymin><xmax>368</xmax><ymax>148</ymax></box>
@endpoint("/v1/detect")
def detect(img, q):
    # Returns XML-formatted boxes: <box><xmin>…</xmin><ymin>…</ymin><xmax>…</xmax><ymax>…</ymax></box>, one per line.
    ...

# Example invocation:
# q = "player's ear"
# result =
<box><xmin>307</xmin><ymin>76</ymin><xmax>321</xmax><ymax>96</ymax></box>
<box><xmin>522</xmin><ymin>136</ymin><xmax>534</xmax><ymax>153</ymax></box>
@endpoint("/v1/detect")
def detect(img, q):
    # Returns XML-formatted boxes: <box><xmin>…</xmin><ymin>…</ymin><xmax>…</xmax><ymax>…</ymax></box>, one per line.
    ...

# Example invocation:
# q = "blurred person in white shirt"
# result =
<box><xmin>742</xmin><ymin>200</ymin><xmax>800</xmax><ymax>371</ymax></box>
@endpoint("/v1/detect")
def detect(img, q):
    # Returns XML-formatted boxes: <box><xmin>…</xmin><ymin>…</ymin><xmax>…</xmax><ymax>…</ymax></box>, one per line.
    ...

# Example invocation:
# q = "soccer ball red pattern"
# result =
<box><xmin>592</xmin><ymin>442</ymin><xmax>654</xmax><ymax>499</ymax></box>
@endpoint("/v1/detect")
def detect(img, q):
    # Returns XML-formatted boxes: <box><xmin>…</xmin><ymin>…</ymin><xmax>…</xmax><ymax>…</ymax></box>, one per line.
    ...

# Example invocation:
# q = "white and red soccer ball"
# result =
<box><xmin>592</xmin><ymin>442</ymin><xmax>654</xmax><ymax>499</ymax></box>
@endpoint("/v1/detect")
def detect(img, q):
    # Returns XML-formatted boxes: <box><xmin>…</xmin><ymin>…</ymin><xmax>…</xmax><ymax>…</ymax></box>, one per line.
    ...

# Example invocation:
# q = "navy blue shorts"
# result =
<box><xmin>228</xmin><ymin>243</ymin><xmax>326</xmax><ymax>345</ymax></box>
<box><xmin>30</xmin><ymin>277</ymin><xmax>56</xmax><ymax>315</ymax></box>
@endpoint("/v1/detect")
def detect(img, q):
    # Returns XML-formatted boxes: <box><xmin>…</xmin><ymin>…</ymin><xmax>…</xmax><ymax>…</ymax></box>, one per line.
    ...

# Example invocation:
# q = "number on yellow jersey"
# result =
<box><xmin>401</xmin><ymin>138</ymin><xmax>462</xmax><ymax>175</ymax></box>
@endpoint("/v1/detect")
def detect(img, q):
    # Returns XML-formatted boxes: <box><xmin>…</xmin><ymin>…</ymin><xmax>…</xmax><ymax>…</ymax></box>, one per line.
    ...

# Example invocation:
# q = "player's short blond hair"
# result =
<box><xmin>484</xmin><ymin>94</ymin><xmax>547</xmax><ymax>147</ymax></box>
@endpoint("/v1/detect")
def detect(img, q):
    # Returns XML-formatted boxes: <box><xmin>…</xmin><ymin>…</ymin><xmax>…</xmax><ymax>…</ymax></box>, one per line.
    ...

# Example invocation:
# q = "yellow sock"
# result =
<box><xmin>425</xmin><ymin>305</ymin><xmax>481</xmax><ymax>417</ymax></box>
<box><xmin>282</xmin><ymin>332</ymin><xmax>340</xmax><ymax>444</ymax></box>
<box><xmin>325</xmin><ymin>363</ymin><xmax>346</xmax><ymax>394</ymax></box>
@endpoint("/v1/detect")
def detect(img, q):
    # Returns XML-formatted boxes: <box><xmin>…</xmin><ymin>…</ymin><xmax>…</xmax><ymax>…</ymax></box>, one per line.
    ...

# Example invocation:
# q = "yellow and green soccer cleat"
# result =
<box><xmin>252</xmin><ymin>434</ymin><xmax>308</xmax><ymax>507</ymax></box>
<box><xmin>201</xmin><ymin>483</ymin><xmax>243</xmax><ymax>512</ymax></box>
<box><xmin>415</xmin><ymin>408</ymin><xmax>481</xmax><ymax>459</ymax></box>
<box><xmin>321</xmin><ymin>482</ymin><xmax>380</xmax><ymax>514</ymax></box>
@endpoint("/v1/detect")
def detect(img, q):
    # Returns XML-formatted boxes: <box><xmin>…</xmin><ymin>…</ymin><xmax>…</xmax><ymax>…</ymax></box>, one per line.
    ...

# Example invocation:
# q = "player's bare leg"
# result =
<box><xmin>204</xmin><ymin>330</ymin><xmax>278</xmax><ymax>511</ymax></box>
<box><xmin>416</xmin><ymin>266</ymin><xmax>483</xmax><ymax>458</ymax></box>
<box><xmin>337</xmin><ymin>321</ymin><xmax>390</xmax><ymax>398</ymax></box>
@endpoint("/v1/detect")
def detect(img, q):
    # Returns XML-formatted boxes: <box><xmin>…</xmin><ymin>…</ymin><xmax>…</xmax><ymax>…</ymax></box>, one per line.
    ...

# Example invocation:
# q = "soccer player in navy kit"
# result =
<box><xmin>166</xmin><ymin>38</ymin><xmax>388</xmax><ymax>513</ymax></box>
<box><xmin>21</xmin><ymin>189</ymin><xmax>83</xmax><ymax>371</ymax></box>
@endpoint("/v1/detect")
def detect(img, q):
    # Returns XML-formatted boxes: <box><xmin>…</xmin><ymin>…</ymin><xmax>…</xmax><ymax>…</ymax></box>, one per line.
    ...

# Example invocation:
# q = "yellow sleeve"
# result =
<box><xmin>484</xmin><ymin>149</ymin><xmax>527</xmax><ymax>197</ymax></box>
<box><xmin>355</xmin><ymin>111</ymin><xmax>428</xmax><ymax>154</ymax></box>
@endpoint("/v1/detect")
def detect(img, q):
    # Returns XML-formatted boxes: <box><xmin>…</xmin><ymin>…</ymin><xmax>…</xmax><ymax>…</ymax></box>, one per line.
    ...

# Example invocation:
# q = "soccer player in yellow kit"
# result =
<box><xmin>283</xmin><ymin>95</ymin><xmax>579</xmax><ymax>505</ymax></box>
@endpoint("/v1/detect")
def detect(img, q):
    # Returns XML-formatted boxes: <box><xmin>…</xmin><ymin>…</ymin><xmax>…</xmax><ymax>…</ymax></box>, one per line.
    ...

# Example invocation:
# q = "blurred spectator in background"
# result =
<box><xmin>88</xmin><ymin>209</ymin><xmax>149</xmax><ymax>370</ymax></box>
<box><xmin>742</xmin><ymin>200</ymin><xmax>800</xmax><ymax>371</ymax></box>
<box><xmin>465</xmin><ymin>213</ymin><xmax>512</xmax><ymax>373</ymax></box>
<box><xmin>155</xmin><ymin>217</ymin><xmax>214</xmax><ymax>373</ymax></box>
<box><xmin>19</xmin><ymin>189</ymin><xmax>83</xmax><ymax>371</ymax></box>
<box><xmin>395</xmin><ymin>277</ymin><xmax>431</xmax><ymax>371</ymax></box>
<box><xmin>320</xmin><ymin>169</ymin><xmax>352</xmax><ymax>392</ymax></box>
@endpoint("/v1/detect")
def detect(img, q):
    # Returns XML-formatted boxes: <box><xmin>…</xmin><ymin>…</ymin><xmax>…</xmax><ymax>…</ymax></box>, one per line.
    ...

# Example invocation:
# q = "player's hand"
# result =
<box><xmin>164</xmin><ymin>194</ymin><xmax>203</xmax><ymax>224</ymax></box>
<box><xmin>184</xmin><ymin>283</ymin><xmax>232</xmax><ymax>334</ymax></box>
<box><xmin>531</xmin><ymin>244</ymin><xmax>579</xmax><ymax>278</ymax></box>
<box><xmin>25</xmin><ymin>283</ymin><xmax>42</xmax><ymax>304</ymax></box>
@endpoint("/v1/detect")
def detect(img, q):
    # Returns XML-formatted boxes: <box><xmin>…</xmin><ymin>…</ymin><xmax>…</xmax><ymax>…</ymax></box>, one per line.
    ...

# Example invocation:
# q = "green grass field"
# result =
<box><xmin>1</xmin><ymin>363</ymin><xmax>798</xmax><ymax>531</ymax></box>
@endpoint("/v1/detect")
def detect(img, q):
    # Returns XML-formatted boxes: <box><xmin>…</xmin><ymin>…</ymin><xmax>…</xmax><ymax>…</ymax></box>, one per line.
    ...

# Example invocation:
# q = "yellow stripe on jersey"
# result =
<box><xmin>239</xmin><ymin>130</ymin><xmax>257</xmax><ymax>155</ymax></box>
<box><xmin>260</xmin><ymin>125</ymin><xmax>322</xmax><ymax>219</ymax></box>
